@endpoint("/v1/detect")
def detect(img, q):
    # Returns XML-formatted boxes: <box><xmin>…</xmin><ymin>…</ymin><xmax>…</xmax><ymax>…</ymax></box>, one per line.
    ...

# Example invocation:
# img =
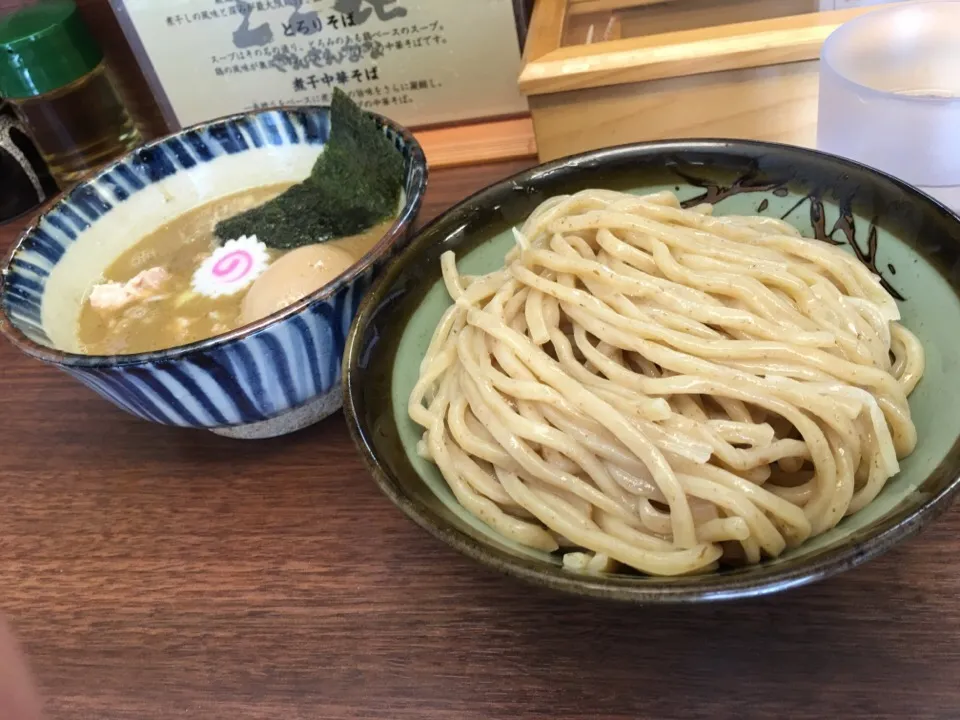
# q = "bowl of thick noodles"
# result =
<box><xmin>343</xmin><ymin>139</ymin><xmax>960</xmax><ymax>602</ymax></box>
<box><xmin>0</xmin><ymin>97</ymin><xmax>427</xmax><ymax>439</ymax></box>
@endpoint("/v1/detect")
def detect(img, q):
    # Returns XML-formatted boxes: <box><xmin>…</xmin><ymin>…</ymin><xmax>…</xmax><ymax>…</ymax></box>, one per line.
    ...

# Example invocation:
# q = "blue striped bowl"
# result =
<box><xmin>0</xmin><ymin>106</ymin><xmax>427</xmax><ymax>439</ymax></box>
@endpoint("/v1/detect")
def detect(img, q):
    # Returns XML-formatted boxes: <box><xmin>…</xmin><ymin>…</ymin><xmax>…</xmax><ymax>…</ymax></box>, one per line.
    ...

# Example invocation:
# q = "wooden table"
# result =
<box><xmin>2</xmin><ymin>159</ymin><xmax>959</xmax><ymax>720</ymax></box>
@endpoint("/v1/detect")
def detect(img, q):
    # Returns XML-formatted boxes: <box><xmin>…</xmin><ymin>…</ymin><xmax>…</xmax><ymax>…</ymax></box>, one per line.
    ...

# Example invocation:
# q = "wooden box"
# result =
<box><xmin>520</xmin><ymin>0</ymin><xmax>900</xmax><ymax>161</ymax></box>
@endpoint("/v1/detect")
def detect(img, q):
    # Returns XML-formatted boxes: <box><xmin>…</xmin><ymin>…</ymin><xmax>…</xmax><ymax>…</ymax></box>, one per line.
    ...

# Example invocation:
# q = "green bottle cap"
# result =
<box><xmin>0</xmin><ymin>0</ymin><xmax>103</xmax><ymax>99</ymax></box>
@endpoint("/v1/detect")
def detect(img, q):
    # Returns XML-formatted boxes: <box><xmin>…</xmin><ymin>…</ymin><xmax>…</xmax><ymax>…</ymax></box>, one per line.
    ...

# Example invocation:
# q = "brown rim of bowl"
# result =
<box><xmin>342</xmin><ymin>137</ymin><xmax>960</xmax><ymax>603</ymax></box>
<box><xmin>0</xmin><ymin>105</ymin><xmax>428</xmax><ymax>368</ymax></box>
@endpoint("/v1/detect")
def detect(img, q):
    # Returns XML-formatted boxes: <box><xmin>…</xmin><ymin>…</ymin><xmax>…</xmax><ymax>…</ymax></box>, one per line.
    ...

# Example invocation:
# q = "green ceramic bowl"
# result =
<box><xmin>343</xmin><ymin>140</ymin><xmax>960</xmax><ymax>603</ymax></box>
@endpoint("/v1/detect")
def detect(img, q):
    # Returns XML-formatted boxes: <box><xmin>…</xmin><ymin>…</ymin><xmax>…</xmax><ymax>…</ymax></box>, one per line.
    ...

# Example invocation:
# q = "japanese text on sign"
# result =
<box><xmin>112</xmin><ymin>0</ymin><xmax>527</xmax><ymax>128</ymax></box>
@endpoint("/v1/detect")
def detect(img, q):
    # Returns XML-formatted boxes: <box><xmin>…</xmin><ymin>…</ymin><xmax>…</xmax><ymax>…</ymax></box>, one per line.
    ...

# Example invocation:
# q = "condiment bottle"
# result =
<box><xmin>0</xmin><ymin>100</ymin><xmax>58</xmax><ymax>223</ymax></box>
<box><xmin>0</xmin><ymin>1</ymin><xmax>141</xmax><ymax>186</ymax></box>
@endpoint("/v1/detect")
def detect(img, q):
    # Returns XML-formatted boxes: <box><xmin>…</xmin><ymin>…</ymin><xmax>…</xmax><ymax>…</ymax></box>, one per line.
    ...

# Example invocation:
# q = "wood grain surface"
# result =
<box><xmin>1</xmin><ymin>159</ymin><xmax>960</xmax><ymax>720</ymax></box>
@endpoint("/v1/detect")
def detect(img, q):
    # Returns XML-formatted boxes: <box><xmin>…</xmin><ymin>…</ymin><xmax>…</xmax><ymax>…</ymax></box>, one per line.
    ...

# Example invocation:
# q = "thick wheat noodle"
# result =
<box><xmin>408</xmin><ymin>189</ymin><xmax>925</xmax><ymax>576</ymax></box>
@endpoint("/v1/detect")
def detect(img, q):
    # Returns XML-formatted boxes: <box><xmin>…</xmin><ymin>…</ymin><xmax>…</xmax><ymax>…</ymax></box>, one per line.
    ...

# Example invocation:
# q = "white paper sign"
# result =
<box><xmin>113</xmin><ymin>0</ymin><xmax>528</xmax><ymax>129</ymax></box>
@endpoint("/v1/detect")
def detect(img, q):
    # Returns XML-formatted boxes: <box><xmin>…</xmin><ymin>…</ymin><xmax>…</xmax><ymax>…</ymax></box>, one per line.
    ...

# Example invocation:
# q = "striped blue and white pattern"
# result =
<box><xmin>0</xmin><ymin>107</ymin><xmax>427</xmax><ymax>430</ymax></box>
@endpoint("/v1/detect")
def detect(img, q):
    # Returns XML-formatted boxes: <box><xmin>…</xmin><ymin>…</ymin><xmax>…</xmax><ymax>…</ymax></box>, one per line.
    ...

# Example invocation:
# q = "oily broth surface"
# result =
<box><xmin>77</xmin><ymin>184</ymin><xmax>392</xmax><ymax>355</ymax></box>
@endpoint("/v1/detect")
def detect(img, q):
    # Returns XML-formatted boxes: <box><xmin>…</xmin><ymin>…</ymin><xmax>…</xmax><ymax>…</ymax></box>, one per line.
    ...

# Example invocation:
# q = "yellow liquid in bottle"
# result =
<box><xmin>12</xmin><ymin>62</ymin><xmax>141</xmax><ymax>186</ymax></box>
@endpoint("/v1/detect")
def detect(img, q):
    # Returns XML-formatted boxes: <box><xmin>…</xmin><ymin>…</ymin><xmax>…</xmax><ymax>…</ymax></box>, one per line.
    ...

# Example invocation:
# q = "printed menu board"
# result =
<box><xmin>111</xmin><ymin>0</ymin><xmax>528</xmax><ymax>129</ymax></box>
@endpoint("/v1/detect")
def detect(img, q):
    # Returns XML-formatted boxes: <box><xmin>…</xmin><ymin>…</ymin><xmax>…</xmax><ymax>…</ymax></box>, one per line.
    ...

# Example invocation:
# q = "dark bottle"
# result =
<box><xmin>0</xmin><ymin>1</ymin><xmax>141</xmax><ymax>186</ymax></box>
<box><xmin>0</xmin><ymin>101</ymin><xmax>58</xmax><ymax>223</ymax></box>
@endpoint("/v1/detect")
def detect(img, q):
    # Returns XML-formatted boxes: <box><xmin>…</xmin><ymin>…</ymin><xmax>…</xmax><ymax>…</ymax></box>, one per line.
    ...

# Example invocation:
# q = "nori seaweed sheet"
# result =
<box><xmin>214</xmin><ymin>88</ymin><xmax>405</xmax><ymax>249</ymax></box>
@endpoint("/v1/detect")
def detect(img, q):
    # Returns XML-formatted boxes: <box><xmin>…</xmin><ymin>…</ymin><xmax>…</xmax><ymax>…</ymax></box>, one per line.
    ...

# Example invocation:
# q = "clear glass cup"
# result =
<box><xmin>818</xmin><ymin>1</ymin><xmax>960</xmax><ymax>211</ymax></box>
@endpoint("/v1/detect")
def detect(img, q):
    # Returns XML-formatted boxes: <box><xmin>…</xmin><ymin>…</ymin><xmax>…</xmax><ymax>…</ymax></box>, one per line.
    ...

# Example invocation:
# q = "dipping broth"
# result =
<box><xmin>77</xmin><ymin>184</ymin><xmax>394</xmax><ymax>355</ymax></box>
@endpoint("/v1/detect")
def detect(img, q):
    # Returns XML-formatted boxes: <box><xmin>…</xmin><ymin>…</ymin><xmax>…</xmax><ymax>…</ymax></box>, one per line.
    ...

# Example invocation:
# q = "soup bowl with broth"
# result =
<box><xmin>0</xmin><ymin>106</ymin><xmax>427</xmax><ymax>439</ymax></box>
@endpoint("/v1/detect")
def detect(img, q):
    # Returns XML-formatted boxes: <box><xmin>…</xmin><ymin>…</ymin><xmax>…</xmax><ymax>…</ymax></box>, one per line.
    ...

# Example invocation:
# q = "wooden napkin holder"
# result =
<box><xmin>520</xmin><ymin>0</ymin><xmax>882</xmax><ymax>162</ymax></box>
